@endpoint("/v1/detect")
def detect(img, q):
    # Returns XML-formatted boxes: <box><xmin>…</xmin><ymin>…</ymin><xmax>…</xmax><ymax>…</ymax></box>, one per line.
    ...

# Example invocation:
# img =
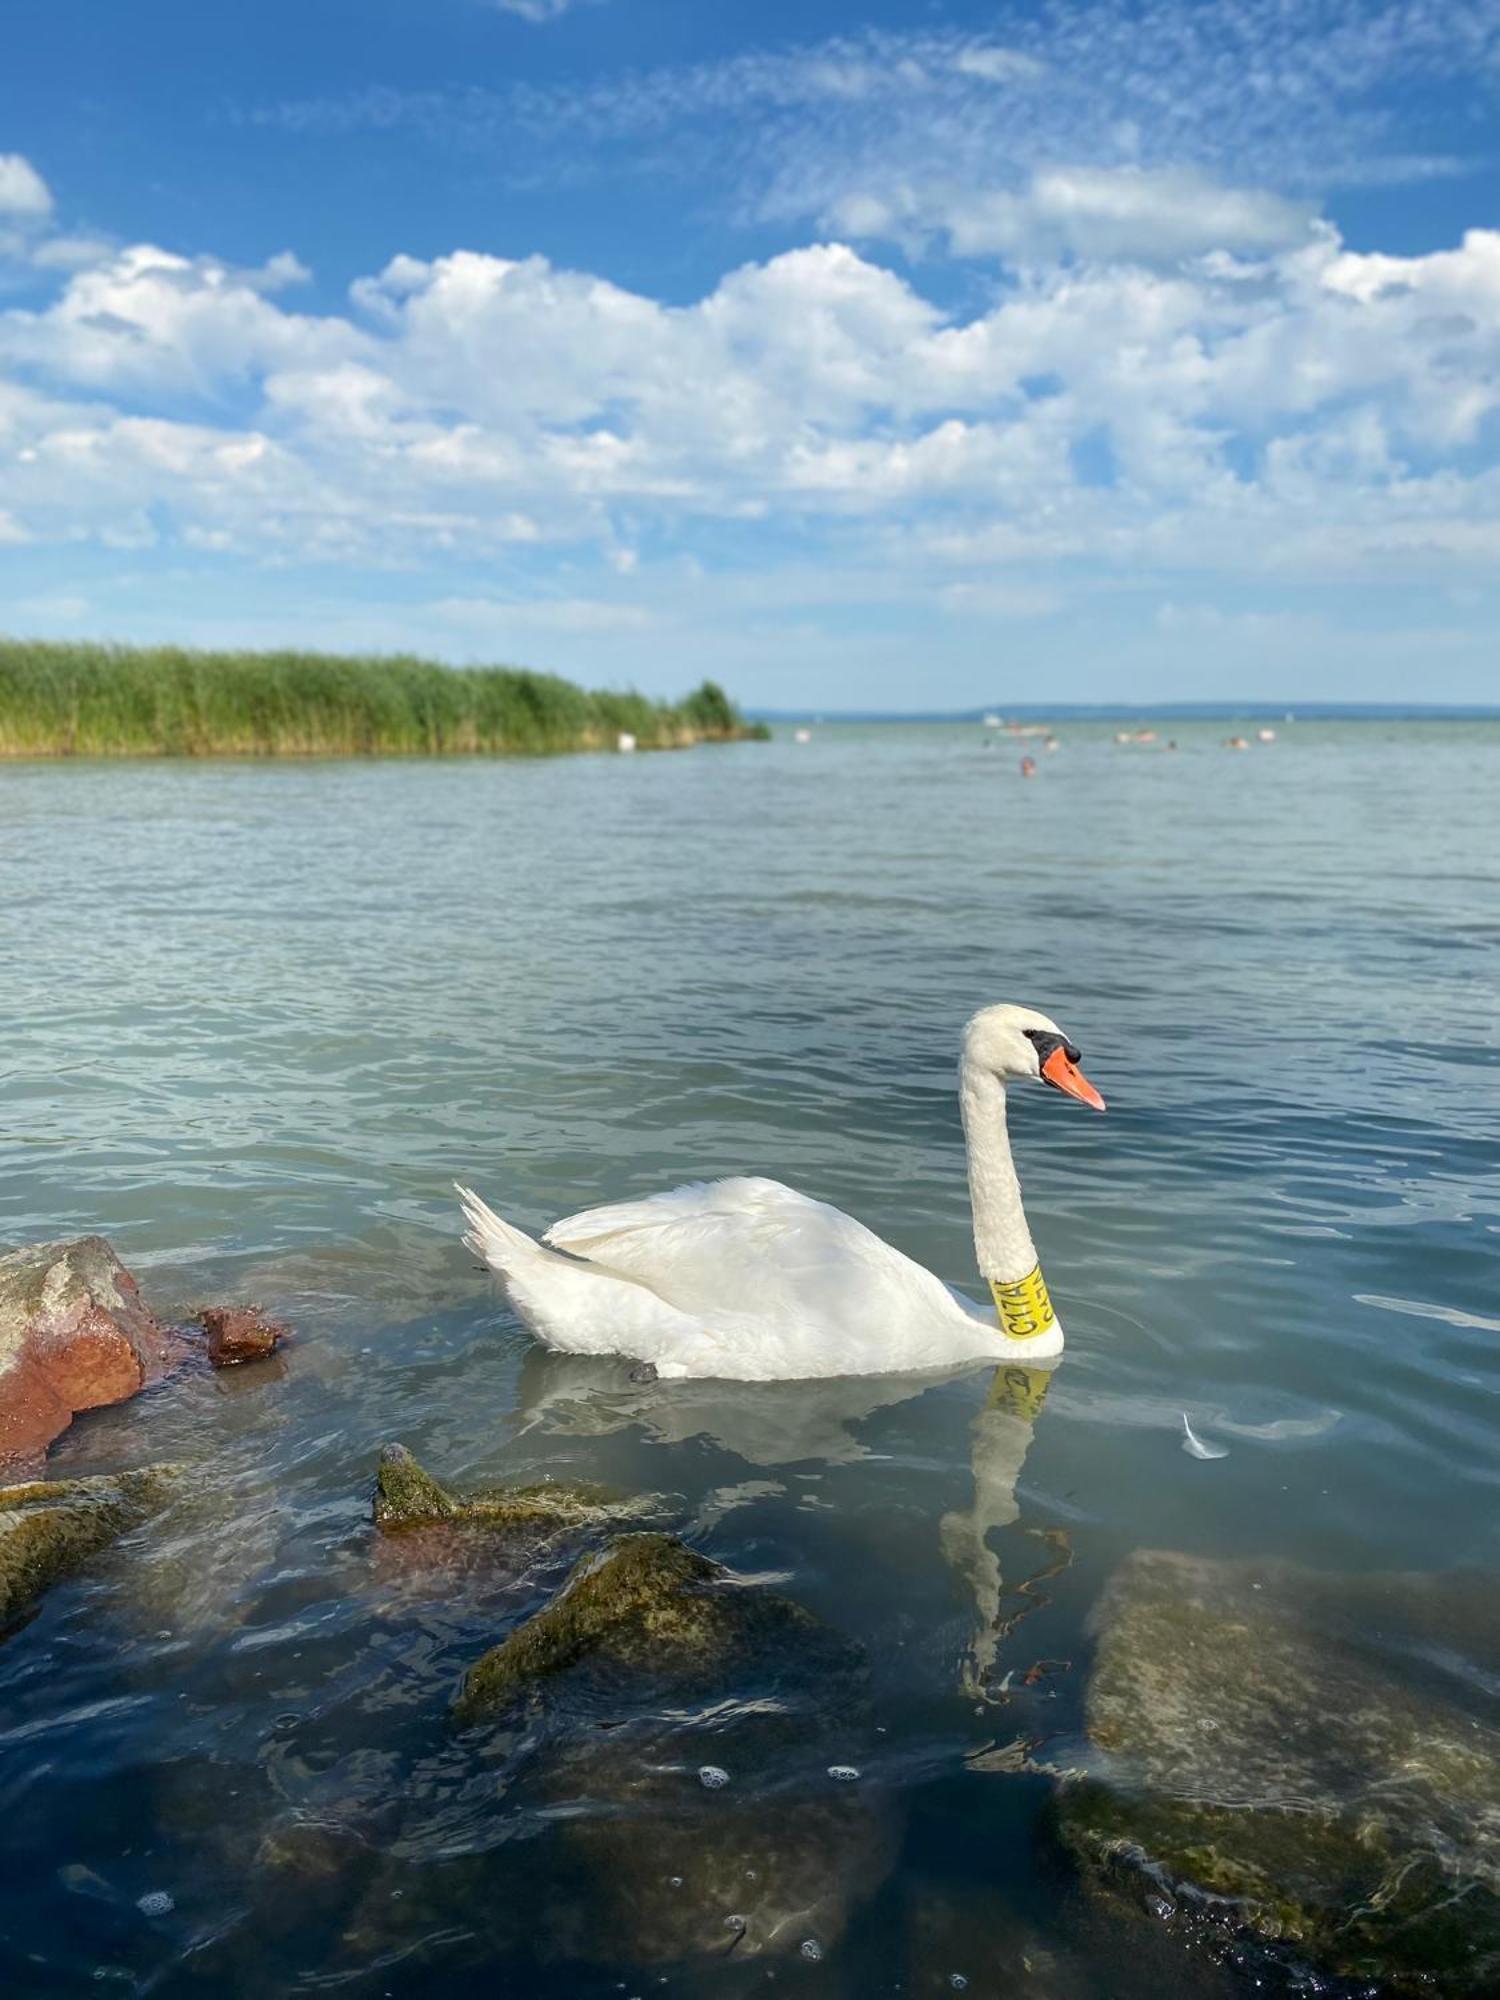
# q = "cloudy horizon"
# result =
<box><xmin>4</xmin><ymin>0</ymin><xmax>1500</xmax><ymax>706</ymax></box>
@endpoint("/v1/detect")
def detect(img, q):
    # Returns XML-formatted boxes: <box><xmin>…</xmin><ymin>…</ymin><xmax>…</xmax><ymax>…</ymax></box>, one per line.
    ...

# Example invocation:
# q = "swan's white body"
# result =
<box><xmin>458</xmin><ymin>1003</ymin><xmax>1100</xmax><ymax>1382</ymax></box>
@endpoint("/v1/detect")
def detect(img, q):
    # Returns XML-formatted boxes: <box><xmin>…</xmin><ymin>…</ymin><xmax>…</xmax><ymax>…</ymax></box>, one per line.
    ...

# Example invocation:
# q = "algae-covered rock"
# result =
<box><xmin>0</xmin><ymin>1465</ymin><xmax>182</xmax><ymax>1628</ymax></box>
<box><xmin>455</xmin><ymin>1530</ymin><xmax>821</xmax><ymax>1719</ymax></box>
<box><xmin>1057</xmin><ymin>1549</ymin><xmax>1500</xmax><ymax>1996</ymax></box>
<box><xmin>372</xmin><ymin>1441</ymin><xmax>655</xmax><ymax>1536</ymax></box>
<box><xmin>329</xmin><ymin>1531</ymin><xmax>887</xmax><ymax>1971</ymax></box>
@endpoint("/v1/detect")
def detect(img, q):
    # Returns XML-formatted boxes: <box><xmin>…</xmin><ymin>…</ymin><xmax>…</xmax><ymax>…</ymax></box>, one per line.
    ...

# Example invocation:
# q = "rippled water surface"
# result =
<box><xmin>2</xmin><ymin>722</ymin><xmax>1498</xmax><ymax>1996</ymax></box>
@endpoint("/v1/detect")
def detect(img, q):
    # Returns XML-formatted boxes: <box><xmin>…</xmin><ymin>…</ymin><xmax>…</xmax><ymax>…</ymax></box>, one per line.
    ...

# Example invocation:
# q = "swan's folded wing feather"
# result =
<box><xmin>545</xmin><ymin>1175</ymin><xmax>967</xmax><ymax>1336</ymax></box>
<box><xmin>547</xmin><ymin>1176</ymin><xmax>803</xmax><ymax>1251</ymax></box>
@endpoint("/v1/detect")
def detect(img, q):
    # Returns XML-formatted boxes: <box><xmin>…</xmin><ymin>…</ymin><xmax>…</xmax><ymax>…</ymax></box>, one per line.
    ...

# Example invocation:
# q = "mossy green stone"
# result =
<box><xmin>1056</xmin><ymin>1549</ymin><xmax>1500</xmax><ymax>1995</ymax></box>
<box><xmin>372</xmin><ymin>1442</ymin><xmax>651</xmax><ymax>1536</ymax></box>
<box><xmin>0</xmin><ymin>1466</ymin><xmax>182</xmax><ymax>1628</ymax></box>
<box><xmin>455</xmin><ymin>1531</ymin><xmax>819</xmax><ymax>1719</ymax></box>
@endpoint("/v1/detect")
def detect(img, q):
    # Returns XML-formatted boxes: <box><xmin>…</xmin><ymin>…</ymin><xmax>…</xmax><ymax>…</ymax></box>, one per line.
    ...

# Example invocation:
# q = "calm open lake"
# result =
<box><xmin>2</xmin><ymin>721</ymin><xmax>1497</xmax><ymax>1995</ymax></box>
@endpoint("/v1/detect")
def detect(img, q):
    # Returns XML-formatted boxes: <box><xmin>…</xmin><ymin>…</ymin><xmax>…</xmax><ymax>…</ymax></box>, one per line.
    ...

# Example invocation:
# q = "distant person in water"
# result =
<box><xmin>1020</xmin><ymin>756</ymin><xmax>1037</xmax><ymax>778</ymax></box>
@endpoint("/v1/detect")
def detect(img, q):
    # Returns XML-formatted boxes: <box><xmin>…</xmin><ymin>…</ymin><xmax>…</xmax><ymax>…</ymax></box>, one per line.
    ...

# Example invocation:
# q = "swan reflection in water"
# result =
<box><xmin>939</xmin><ymin>1359</ymin><xmax>1061</xmax><ymax>1696</ymax></box>
<box><xmin>512</xmin><ymin>1343</ymin><xmax>1060</xmax><ymax>1695</ymax></box>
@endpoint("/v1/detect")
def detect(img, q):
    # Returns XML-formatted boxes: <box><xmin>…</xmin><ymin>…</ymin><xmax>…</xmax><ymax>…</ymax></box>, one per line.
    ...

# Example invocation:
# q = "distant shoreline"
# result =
<box><xmin>754</xmin><ymin>703</ymin><xmax>1500</xmax><ymax>724</ymax></box>
<box><xmin>0</xmin><ymin>640</ymin><xmax>766</xmax><ymax>759</ymax></box>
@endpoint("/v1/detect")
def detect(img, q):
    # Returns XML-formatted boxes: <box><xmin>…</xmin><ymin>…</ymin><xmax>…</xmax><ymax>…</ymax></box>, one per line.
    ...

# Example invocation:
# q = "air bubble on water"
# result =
<box><xmin>668</xmin><ymin>1875</ymin><xmax>684</xmax><ymax>1888</ymax></box>
<box><xmin>799</xmin><ymin>1939</ymin><xmax>823</xmax><ymax>1962</ymax></box>
<box><xmin>698</xmin><ymin>1764</ymin><xmax>730</xmax><ymax>1790</ymax></box>
<box><xmin>950</xmin><ymin>1977</ymin><xmax>969</xmax><ymax>1991</ymax></box>
<box><xmin>826</xmin><ymin>1764</ymin><xmax>861</xmax><ymax>1782</ymax></box>
<box><xmin>136</xmin><ymin>1891</ymin><xmax>174</xmax><ymax>1918</ymax></box>
<box><xmin>726</xmin><ymin>1914</ymin><xmax>747</xmax><ymax>1932</ymax></box>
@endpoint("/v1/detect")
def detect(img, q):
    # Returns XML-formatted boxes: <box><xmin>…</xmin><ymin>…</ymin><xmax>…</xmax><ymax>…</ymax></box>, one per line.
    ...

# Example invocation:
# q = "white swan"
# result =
<box><xmin>457</xmin><ymin>1003</ymin><xmax>1104</xmax><ymax>1382</ymax></box>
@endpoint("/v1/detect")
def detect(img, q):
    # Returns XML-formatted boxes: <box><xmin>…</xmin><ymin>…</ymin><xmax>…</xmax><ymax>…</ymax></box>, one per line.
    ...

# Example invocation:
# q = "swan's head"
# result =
<box><xmin>963</xmin><ymin>1003</ymin><xmax>1106</xmax><ymax>1110</ymax></box>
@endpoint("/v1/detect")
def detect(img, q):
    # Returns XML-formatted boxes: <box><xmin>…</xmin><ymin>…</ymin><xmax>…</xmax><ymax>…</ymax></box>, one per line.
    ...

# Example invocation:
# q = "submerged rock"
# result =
<box><xmin>199</xmin><ymin>1303</ymin><xmax>286</xmax><ymax>1367</ymax></box>
<box><xmin>455</xmin><ymin>1530</ymin><xmax>823</xmax><ymax>1718</ymax></box>
<box><xmin>0</xmin><ymin>1464</ymin><xmax>182</xmax><ymax>1628</ymax></box>
<box><xmin>0</xmin><ymin>1237</ymin><xmax>177</xmax><ymax>1467</ymax></box>
<box><xmin>373</xmin><ymin>1442</ymin><xmax>656</xmax><ymax>1540</ymax></box>
<box><xmin>1057</xmin><ymin>1548</ymin><xmax>1500</xmax><ymax>1996</ymax></box>
<box><xmin>331</xmin><ymin>1529</ymin><xmax>888</xmax><ymax>1971</ymax></box>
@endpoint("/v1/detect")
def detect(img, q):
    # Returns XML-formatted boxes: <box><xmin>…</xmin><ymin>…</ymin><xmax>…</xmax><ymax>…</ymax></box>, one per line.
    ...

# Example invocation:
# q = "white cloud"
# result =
<box><xmin>429</xmin><ymin>594</ymin><xmax>654</xmax><ymax>635</ymax></box>
<box><xmin>2</xmin><ymin>244</ymin><xmax>346</xmax><ymax>396</ymax></box>
<box><xmin>3</xmin><ymin>201</ymin><xmax>1500</xmax><ymax>606</ymax></box>
<box><xmin>254</xmin><ymin>3</ymin><xmax>1500</xmax><ymax>223</ymax></box>
<box><xmin>0</xmin><ymin>154</ymin><xmax>52</xmax><ymax>217</ymax></box>
<box><xmin>14</xmin><ymin>590</ymin><xmax>89</xmax><ymax>622</ymax></box>
<box><xmin>839</xmin><ymin>167</ymin><xmax>1318</xmax><ymax>266</ymax></box>
<box><xmin>488</xmin><ymin>0</ymin><xmax>600</xmax><ymax>18</ymax></box>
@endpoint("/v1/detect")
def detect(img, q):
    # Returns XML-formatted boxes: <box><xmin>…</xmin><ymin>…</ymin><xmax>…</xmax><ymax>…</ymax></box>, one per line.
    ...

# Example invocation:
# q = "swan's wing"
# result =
<box><xmin>545</xmin><ymin>1176</ymin><xmax>968</xmax><ymax>1337</ymax></box>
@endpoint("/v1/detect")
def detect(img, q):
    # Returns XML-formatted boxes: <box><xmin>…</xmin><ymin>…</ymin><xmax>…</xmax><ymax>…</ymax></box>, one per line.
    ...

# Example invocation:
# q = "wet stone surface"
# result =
<box><xmin>1056</xmin><ymin>1548</ymin><xmax>1500</xmax><ymax>1997</ymax></box>
<box><xmin>453</xmin><ymin>1529</ymin><xmax>830</xmax><ymax>1718</ymax></box>
<box><xmin>0</xmin><ymin>1237</ymin><xmax>177</xmax><ymax>1468</ymax></box>
<box><xmin>201</xmin><ymin>1517</ymin><xmax>893</xmax><ymax>1982</ymax></box>
<box><xmin>199</xmin><ymin>1303</ymin><xmax>288</xmax><ymax>1368</ymax></box>
<box><xmin>0</xmin><ymin>1465</ymin><xmax>184</xmax><ymax>1630</ymax></box>
<box><xmin>372</xmin><ymin>1440</ymin><xmax>662</xmax><ymax>1539</ymax></box>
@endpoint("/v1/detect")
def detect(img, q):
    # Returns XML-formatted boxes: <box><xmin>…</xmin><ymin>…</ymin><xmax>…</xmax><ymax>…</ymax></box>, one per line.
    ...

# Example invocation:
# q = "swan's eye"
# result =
<box><xmin>1023</xmin><ymin>1028</ymin><xmax>1080</xmax><ymax>1067</ymax></box>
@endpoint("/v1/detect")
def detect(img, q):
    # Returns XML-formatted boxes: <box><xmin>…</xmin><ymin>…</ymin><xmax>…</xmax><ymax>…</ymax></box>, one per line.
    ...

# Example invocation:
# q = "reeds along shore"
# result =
<box><xmin>0</xmin><ymin>640</ymin><xmax>768</xmax><ymax>758</ymax></box>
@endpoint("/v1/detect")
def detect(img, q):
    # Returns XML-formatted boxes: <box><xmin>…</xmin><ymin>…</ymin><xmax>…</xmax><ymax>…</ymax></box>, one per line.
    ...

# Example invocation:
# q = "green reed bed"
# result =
<box><xmin>0</xmin><ymin>640</ymin><xmax>763</xmax><ymax>758</ymax></box>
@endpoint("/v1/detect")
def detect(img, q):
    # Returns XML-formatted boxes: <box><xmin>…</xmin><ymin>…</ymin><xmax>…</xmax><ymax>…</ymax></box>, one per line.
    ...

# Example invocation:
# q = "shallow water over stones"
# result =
<box><xmin>1058</xmin><ymin>1550</ymin><xmax>1500</xmax><ymax>1994</ymax></box>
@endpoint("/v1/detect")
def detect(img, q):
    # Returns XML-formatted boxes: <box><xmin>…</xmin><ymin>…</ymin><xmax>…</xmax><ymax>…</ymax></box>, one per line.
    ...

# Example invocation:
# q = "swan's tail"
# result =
<box><xmin>455</xmin><ymin>1182</ymin><xmax>545</xmax><ymax>1277</ymax></box>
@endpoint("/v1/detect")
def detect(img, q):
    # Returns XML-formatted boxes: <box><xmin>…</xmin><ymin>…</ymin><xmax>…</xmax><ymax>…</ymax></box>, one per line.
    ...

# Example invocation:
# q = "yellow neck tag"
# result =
<box><xmin>989</xmin><ymin>1264</ymin><xmax>1056</xmax><ymax>1341</ymax></box>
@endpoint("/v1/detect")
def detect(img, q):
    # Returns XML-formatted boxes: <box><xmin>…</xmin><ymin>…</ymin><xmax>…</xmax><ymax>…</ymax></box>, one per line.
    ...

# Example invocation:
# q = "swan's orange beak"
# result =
<box><xmin>1042</xmin><ymin>1045</ymin><xmax>1106</xmax><ymax>1110</ymax></box>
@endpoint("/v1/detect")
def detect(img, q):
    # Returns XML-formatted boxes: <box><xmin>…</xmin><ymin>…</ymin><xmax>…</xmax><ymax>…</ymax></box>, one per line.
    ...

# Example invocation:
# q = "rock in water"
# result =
<box><xmin>454</xmin><ymin>1531</ymin><xmax>826</xmax><ymax>1719</ymax></box>
<box><xmin>0</xmin><ymin>1238</ymin><xmax>176</xmax><ymax>1467</ymax></box>
<box><xmin>199</xmin><ymin>1304</ymin><xmax>286</xmax><ymax>1367</ymax></box>
<box><xmin>333</xmin><ymin>1529</ymin><xmax>888</xmax><ymax>1971</ymax></box>
<box><xmin>0</xmin><ymin>1465</ymin><xmax>182</xmax><ymax>1629</ymax></box>
<box><xmin>372</xmin><ymin>1442</ymin><xmax>658</xmax><ymax>1539</ymax></box>
<box><xmin>1057</xmin><ymin>1549</ymin><xmax>1500</xmax><ymax>1996</ymax></box>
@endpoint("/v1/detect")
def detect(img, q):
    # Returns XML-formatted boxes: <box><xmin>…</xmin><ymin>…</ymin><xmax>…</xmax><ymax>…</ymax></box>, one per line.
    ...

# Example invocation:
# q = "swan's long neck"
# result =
<box><xmin>959</xmin><ymin>1057</ymin><xmax>1057</xmax><ymax>1341</ymax></box>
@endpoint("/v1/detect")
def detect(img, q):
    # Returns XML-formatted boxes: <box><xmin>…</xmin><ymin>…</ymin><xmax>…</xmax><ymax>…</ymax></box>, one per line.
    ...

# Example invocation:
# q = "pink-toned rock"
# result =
<box><xmin>0</xmin><ymin>1237</ymin><xmax>176</xmax><ymax>1469</ymax></box>
<box><xmin>198</xmin><ymin>1304</ymin><xmax>287</xmax><ymax>1368</ymax></box>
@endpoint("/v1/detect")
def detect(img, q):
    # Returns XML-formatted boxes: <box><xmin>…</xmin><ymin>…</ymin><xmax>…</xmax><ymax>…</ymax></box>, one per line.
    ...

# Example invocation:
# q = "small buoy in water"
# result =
<box><xmin>1181</xmin><ymin>1413</ymin><xmax>1229</xmax><ymax>1460</ymax></box>
<box><xmin>137</xmin><ymin>1891</ymin><xmax>174</xmax><ymax>1918</ymax></box>
<box><xmin>1258</xmin><ymin>727</ymin><xmax>1277</xmax><ymax>742</ymax></box>
<box><xmin>826</xmin><ymin>1764</ymin><xmax>861</xmax><ymax>1782</ymax></box>
<box><xmin>698</xmin><ymin>1764</ymin><xmax>730</xmax><ymax>1790</ymax></box>
<box><xmin>793</xmin><ymin>728</ymin><xmax>812</xmax><ymax>744</ymax></box>
<box><xmin>617</xmin><ymin>731</ymin><xmax>637</xmax><ymax>753</ymax></box>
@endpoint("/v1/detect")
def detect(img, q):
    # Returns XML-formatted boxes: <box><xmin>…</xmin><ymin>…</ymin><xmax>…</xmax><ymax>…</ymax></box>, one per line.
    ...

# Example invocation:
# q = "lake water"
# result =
<box><xmin>2</xmin><ymin>721</ymin><xmax>1497</xmax><ymax>1996</ymax></box>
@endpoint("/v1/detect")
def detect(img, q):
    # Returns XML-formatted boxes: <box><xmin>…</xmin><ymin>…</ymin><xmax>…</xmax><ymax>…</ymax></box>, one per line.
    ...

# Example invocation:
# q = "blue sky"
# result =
<box><xmin>3</xmin><ymin>0</ymin><xmax>1500</xmax><ymax>708</ymax></box>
